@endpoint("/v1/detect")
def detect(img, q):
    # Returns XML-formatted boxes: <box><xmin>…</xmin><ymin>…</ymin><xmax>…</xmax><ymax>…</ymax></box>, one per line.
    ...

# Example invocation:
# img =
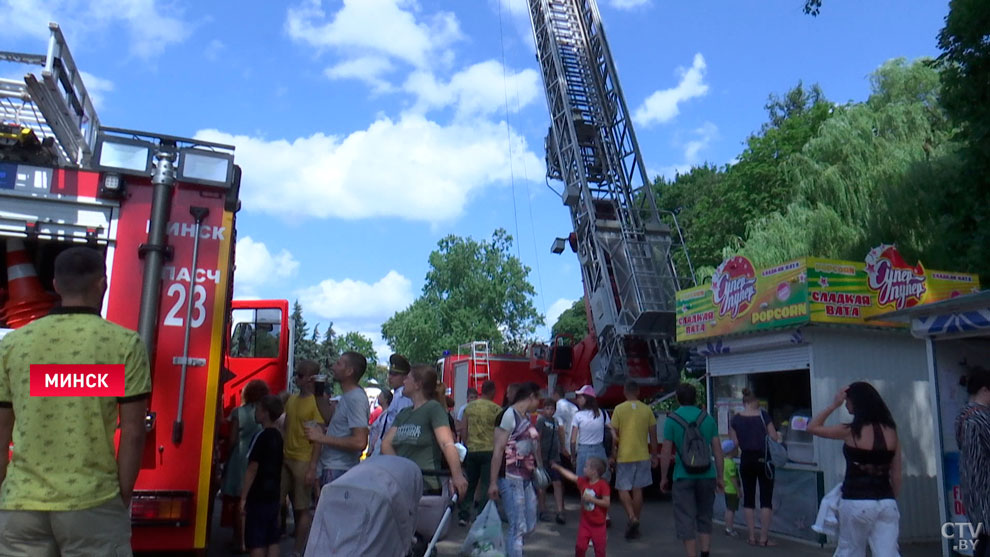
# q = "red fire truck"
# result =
<box><xmin>438</xmin><ymin>341</ymin><xmax>549</xmax><ymax>407</ymax></box>
<box><xmin>1</xmin><ymin>24</ymin><xmax>289</xmax><ymax>553</ymax></box>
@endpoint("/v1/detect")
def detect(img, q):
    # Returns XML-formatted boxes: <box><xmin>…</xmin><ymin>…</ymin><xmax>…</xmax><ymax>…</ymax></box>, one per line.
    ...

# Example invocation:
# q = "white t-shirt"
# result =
<box><xmin>571</xmin><ymin>409</ymin><xmax>610</xmax><ymax>446</ymax></box>
<box><xmin>555</xmin><ymin>399</ymin><xmax>578</xmax><ymax>447</ymax></box>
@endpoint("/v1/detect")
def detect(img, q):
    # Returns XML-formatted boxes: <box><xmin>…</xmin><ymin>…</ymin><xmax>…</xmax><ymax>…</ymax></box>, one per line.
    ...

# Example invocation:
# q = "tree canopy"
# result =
<box><xmin>551</xmin><ymin>299</ymin><xmax>589</xmax><ymax>339</ymax></box>
<box><xmin>652</xmin><ymin>28</ymin><xmax>989</xmax><ymax>283</ymax></box>
<box><xmin>381</xmin><ymin>229</ymin><xmax>543</xmax><ymax>364</ymax></box>
<box><xmin>290</xmin><ymin>301</ymin><xmax>381</xmax><ymax>387</ymax></box>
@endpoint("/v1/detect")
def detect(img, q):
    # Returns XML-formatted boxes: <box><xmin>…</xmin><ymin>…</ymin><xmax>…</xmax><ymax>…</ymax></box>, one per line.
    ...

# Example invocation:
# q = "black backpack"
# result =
<box><xmin>668</xmin><ymin>411</ymin><xmax>713</xmax><ymax>474</ymax></box>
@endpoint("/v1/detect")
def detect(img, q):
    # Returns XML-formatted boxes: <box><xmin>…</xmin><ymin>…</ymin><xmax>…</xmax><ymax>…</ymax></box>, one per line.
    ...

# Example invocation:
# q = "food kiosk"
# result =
<box><xmin>873</xmin><ymin>290</ymin><xmax>990</xmax><ymax>556</ymax></box>
<box><xmin>675</xmin><ymin>246</ymin><xmax>981</xmax><ymax>545</ymax></box>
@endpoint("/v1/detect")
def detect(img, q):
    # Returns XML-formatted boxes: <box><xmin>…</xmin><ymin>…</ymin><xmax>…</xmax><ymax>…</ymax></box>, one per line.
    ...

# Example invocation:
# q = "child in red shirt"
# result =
<box><xmin>553</xmin><ymin>456</ymin><xmax>610</xmax><ymax>556</ymax></box>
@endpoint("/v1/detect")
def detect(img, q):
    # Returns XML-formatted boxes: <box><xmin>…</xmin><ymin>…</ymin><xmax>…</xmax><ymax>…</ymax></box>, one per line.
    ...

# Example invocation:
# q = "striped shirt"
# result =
<box><xmin>955</xmin><ymin>402</ymin><xmax>990</xmax><ymax>528</ymax></box>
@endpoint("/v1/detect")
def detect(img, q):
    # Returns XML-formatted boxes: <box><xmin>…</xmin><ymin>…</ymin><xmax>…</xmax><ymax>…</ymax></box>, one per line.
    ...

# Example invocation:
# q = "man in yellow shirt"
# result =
<box><xmin>610</xmin><ymin>380</ymin><xmax>658</xmax><ymax>541</ymax></box>
<box><xmin>457</xmin><ymin>380</ymin><xmax>502</xmax><ymax>526</ymax></box>
<box><xmin>0</xmin><ymin>247</ymin><xmax>151</xmax><ymax>556</ymax></box>
<box><xmin>280</xmin><ymin>359</ymin><xmax>325</xmax><ymax>556</ymax></box>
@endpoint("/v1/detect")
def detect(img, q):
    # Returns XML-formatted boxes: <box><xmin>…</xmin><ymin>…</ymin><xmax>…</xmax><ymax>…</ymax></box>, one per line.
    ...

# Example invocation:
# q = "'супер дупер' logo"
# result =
<box><xmin>865</xmin><ymin>245</ymin><xmax>927</xmax><ymax>310</ymax></box>
<box><xmin>712</xmin><ymin>255</ymin><xmax>757</xmax><ymax>319</ymax></box>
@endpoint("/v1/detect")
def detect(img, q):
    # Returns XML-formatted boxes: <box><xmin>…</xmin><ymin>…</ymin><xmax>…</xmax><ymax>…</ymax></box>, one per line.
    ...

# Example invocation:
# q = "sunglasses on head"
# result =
<box><xmin>295</xmin><ymin>373</ymin><xmax>309</xmax><ymax>379</ymax></box>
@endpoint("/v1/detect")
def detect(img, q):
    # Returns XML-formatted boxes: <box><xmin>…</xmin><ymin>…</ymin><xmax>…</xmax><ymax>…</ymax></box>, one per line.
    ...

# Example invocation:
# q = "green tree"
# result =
<box><xmin>334</xmin><ymin>331</ymin><xmax>384</xmax><ymax>387</ymax></box>
<box><xmin>734</xmin><ymin>59</ymin><xmax>958</xmax><ymax>267</ymax></box>
<box><xmin>551</xmin><ymin>299</ymin><xmax>589</xmax><ymax>339</ymax></box>
<box><xmin>291</xmin><ymin>300</ymin><xmax>321</xmax><ymax>364</ymax></box>
<box><xmin>337</xmin><ymin>331</ymin><xmax>378</xmax><ymax>367</ymax></box>
<box><xmin>935</xmin><ymin>0</ymin><xmax>990</xmax><ymax>279</ymax></box>
<box><xmin>653</xmin><ymin>83</ymin><xmax>834</xmax><ymax>270</ymax></box>
<box><xmin>382</xmin><ymin>229</ymin><xmax>543</xmax><ymax>363</ymax></box>
<box><xmin>319</xmin><ymin>325</ymin><xmax>339</xmax><ymax>366</ymax></box>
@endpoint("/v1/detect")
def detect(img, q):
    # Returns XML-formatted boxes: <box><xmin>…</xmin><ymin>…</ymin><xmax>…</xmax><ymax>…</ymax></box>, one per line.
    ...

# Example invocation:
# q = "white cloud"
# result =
<box><xmin>297</xmin><ymin>270</ymin><xmax>414</xmax><ymax>322</ymax></box>
<box><xmin>232</xmin><ymin>237</ymin><xmax>300</xmax><ymax>297</ymax></box>
<box><xmin>286</xmin><ymin>0</ymin><xmax>461</xmax><ymax>70</ymax></box>
<box><xmin>609</xmin><ymin>0</ymin><xmax>650</xmax><ymax>8</ymax></box>
<box><xmin>403</xmin><ymin>61</ymin><xmax>541</xmax><ymax>118</ymax></box>
<box><xmin>0</xmin><ymin>0</ymin><xmax>54</xmax><ymax>40</ymax></box>
<box><xmin>325</xmin><ymin>56</ymin><xmax>395</xmax><ymax>93</ymax></box>
<box><xmin>657</xmin><ymin>122</ymin><xmax>719</xmax><ymax>179</ymax></box>
<box><xmin>633</xmin><ymin>53</ymin><xmax>708</xmax><ymax>127</ymax></box>
<box><xmin>0</xmin><ymin>0</ymin><xmax>189</xmax><ymax>59</ymax></box>
<box><xmin>684</xmin><ymin>122</ymin><xmax>718</xmax><ymax>161</ymax></box>
<box><xmin>78</xmin><ymin>71</ymin><xmax>113</xmax><ymax>110</ymax></box>
<box><xmin>546</xmin><ymin>297</ymin><xmax>575</xmax><ymax>328</ymax></box>
<box><xmin>195</xmin><ymin>114</ymin><xmax>542</xmax><ymax>223</ymax></box>
<box><xmin>204</xmin><ymin>39</ymin><xmax>225</xmax><ymax>61</ymax></box>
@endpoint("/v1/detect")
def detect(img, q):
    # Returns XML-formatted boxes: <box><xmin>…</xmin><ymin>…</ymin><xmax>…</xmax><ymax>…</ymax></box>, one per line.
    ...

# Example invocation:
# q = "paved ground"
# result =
<box><xmin>205</xmin><ymin>492</ymin><xmax>939</xmax><ymax>556</ymax></box>
<box><xmin>434</xmin><ymin>496</ymin><xmax>939</xmax><ymax>557</ymax></box>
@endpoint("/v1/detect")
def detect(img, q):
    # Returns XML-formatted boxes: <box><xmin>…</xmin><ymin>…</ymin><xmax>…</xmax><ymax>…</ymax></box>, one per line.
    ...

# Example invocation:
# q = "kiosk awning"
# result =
<box><xmin>869</xmin><ymin>290</ymin><xmax>990</xmax><ymax>339</ymax></box>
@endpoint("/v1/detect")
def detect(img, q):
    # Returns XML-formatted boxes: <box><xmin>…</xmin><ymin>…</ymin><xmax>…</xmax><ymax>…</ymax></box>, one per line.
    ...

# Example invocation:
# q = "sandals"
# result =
<box><xmin>760</xmin><ymin>538</ymin><xmax>778</xmax><ymax>547</ymax></box>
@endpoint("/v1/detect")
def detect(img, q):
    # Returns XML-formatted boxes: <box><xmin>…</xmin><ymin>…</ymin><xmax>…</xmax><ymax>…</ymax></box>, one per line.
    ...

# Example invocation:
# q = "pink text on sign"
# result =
<box><xmin>30</xmin><ymin>365</ymin><xmax>126</xmax><ymax>397</ymax></box>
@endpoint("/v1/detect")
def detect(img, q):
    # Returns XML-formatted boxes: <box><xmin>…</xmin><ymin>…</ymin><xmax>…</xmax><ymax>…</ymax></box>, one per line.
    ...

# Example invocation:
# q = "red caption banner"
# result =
<box><xmin>30</xmin><ymin>365</ymin><xmax>125</xmax><ymax>397</ymax></box>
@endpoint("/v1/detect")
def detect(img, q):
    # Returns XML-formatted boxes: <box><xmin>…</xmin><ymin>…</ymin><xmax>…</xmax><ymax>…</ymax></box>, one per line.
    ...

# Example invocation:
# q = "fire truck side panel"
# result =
<box><xmin>442</xmin><ymin>355</ymin><xmax>548</xmax><ymax>406</ymax></box>
<box><xmin>106</xmin><ymin>179</ymin><xmax>233</xmax><ymax>551</ymax></box>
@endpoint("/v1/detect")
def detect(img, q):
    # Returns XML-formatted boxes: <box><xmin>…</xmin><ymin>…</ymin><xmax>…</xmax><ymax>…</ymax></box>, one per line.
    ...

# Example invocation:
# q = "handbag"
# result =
<box><xmin>532</xmin><ymin>467</ymin><xmax>551</xmax><ymax>490</ymax></box>
<box><xmin>762</xmin><ymin>412</ymin><xmax>788</xmax><ymax>472</ymax></box>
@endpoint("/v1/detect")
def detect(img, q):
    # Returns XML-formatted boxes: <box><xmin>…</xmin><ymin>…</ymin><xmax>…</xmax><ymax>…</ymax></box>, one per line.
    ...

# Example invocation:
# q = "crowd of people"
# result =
<box><xmin>0</xmin><ymin>250</ymin><xmax>987</xmax><ymax>557</ymax></box>
<box><xmin>217</xmin><ymin>355</ymin><xmax>990</xmax><ymax>557</ymax></box>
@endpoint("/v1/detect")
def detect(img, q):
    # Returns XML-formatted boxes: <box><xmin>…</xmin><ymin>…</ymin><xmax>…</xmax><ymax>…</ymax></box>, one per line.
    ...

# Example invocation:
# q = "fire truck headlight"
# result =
<box><xmin>178</xmin><ymin>148</ymin><xmax>233</xmax><ymax>188</ymax></box>
<box><xmin>99</xmin><ymin>172</ymin><xmax>125</xmax><ymax>199</ymax></box>
<box><xmin>96</xmin><ymin>136</ymin><xmax>153</xmax><ymax>174</ymax></box>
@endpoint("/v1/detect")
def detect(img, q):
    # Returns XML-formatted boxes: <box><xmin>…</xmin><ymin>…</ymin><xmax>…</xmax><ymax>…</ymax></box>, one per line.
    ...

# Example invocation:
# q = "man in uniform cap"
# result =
<box><xmin>369</xmin><ymin>354</ymin><xmax>412</xmax><ymax>456</ymax></box>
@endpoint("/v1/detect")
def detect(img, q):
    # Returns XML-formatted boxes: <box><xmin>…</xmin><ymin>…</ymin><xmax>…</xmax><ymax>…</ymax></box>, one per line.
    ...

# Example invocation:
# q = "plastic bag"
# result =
<box><xmin>459</xmin><ymin>500</ymin><xmax>506</xmax><ymax>557</ymax></box>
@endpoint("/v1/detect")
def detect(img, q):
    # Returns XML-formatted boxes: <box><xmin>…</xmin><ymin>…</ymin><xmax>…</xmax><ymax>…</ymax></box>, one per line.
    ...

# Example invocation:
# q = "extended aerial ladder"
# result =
<box><xmin>527</xmin><ymin>0</ymin><xmax>693</xmax><ymax>394</ymax></box>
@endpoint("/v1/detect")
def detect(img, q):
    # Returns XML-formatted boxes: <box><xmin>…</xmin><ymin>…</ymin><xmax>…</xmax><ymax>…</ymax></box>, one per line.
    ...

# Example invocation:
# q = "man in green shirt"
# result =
<box><xmin>660</xmin><ymin>383</ymin><xmax>724</xmax><ymax>557</ymax></box>
<box><xmin>0</xmin><ymin>247</ymin><xmax>151</xmax><ymax>556</ymax></box>
<box><xmin>457</xmin><ymin>380</ymin><xmax>501</xmax><ymax>526</ymax></box>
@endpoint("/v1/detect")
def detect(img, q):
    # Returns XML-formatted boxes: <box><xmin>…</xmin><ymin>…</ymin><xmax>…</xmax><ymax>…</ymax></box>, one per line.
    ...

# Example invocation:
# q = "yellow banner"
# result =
<box><xmin>676</xmin><ymin>246</ymin><xmax>980</xmax><ymax>342</ymax></box>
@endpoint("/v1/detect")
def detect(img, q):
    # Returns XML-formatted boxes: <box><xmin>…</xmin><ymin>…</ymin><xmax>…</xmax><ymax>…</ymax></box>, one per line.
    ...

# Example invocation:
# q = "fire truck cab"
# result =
<box><xmin>1</xmin><ymin>24</ymin><xmax>289</xmax><ymax>553</ymax></box>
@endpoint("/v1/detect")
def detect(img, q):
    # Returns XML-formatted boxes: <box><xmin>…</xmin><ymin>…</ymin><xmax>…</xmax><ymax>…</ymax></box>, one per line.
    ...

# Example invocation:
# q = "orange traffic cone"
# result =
<box><xmin>3</xmin><ymin>239</ymin><xmax>56</xmax><ymax>328</ymax></box>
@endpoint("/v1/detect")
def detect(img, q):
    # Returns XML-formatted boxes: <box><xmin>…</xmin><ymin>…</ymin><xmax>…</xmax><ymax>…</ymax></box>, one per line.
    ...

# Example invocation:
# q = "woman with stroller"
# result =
<box><xmin>220</xmin><ymin>379</ymin><xmax>269</xmax><ymax>554</ymax></box>
<box><xmin>808</xmin><ymin>382</ymin><xmax>902</xmax><ymax>557</ymax></box>
<box><xmin>382</xmin><ymin>365</ymin><xmax>468</xmax><ymax>497</ymax></box>
<box><xmin>488</xmin><ymin>382</ymin><xmax>543</xmax><ymax>557</ymax></box>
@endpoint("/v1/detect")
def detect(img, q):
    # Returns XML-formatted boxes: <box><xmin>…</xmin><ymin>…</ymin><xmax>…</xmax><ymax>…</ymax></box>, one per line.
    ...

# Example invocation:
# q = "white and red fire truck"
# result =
<box><xmin>1</xmin><ymin>24</ymin><xmax>290</xmax><ymax>553</ymax></box>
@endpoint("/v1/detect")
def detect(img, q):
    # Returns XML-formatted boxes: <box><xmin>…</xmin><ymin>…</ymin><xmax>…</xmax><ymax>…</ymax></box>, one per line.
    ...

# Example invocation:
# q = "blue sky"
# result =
<box><xmin>2</xmin><ymin>0</ymin><xmax>950</xmax><ymax>361</ymax></box>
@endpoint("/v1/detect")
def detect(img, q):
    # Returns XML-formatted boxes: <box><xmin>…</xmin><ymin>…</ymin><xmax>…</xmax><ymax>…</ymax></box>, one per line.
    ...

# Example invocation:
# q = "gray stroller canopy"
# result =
<box><xmin>305</xmin><ymin>455</ymin><xmax>424</xmax><ymax>557</ymax></box>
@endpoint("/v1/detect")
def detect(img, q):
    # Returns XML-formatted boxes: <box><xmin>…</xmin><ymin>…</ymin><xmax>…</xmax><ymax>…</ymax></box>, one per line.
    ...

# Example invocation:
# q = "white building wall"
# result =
<box><xmin>807</xmin><ymin>327</ymin><xmax>938</xmax><ymax>543</ymax></box>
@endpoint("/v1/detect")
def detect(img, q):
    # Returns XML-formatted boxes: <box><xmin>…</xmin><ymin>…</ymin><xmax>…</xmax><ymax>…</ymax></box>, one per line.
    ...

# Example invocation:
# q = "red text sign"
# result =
<box><xmin>30</xmin><ymin>365</ymin><xmax>126</xmax><ymax>397</ymax></box>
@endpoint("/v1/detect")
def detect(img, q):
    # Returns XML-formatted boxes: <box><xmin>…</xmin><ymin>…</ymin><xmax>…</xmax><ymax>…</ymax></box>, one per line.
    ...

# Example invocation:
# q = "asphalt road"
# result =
<box><xmin>205</xmin><ymin>492</ymin><xmax>939</xmax><ymax>556</ymax></box>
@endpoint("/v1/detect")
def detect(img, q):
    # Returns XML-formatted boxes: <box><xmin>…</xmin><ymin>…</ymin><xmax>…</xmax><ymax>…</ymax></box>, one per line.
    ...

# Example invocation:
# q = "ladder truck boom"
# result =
<box><xmin>527</xmin><ymin>0</ymin><xmax>689</xmax><ymax>396</ymax></box>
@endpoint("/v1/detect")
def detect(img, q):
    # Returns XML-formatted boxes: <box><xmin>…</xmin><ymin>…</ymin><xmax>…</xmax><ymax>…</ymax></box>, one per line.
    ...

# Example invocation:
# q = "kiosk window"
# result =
<box><xmin>230</xmin><ymin>308</ymin><xmax>282</xmax><ymax>359</ymax></box>
<box><xmin>712</xmin><ymin>369</ymin><xmax>815</xmax><ymax>464</ymax></box>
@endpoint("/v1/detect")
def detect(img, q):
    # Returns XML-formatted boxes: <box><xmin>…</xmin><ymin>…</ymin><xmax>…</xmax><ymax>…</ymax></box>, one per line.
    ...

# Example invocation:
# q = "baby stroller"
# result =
<box><xmin>305</xmin><ymin>455</ymin><xmax>422</xmax><ymax>557</ymax></box>
<box><xmin>304</xmin><ymin>456</ymin><xmax>460</xmax><ymax>557</ymax></box>
<box><xmin>411</xmin><ymin>470</ymin><xmax>459</xmax><ymax>557</ymax></box>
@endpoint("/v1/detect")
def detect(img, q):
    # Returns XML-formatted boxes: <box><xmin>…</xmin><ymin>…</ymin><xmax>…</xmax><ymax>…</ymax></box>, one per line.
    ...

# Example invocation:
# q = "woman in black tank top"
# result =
<box><xmin>808</xmin><ymin>382</ymin><xmax>902</xmax><ymax>557</ymax></box>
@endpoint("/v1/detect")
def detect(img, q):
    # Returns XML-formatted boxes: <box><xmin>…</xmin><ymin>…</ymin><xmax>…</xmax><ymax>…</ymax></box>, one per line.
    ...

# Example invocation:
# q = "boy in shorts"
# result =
<box><xmin>242</xmin><ymin>395</ymin><xmax>285</xmax><ymax>557</ymax></box>
<box><xmin>722</xmin><ymin>439</ymin><xmax>740</xmax><ymax>537</ymax></box>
